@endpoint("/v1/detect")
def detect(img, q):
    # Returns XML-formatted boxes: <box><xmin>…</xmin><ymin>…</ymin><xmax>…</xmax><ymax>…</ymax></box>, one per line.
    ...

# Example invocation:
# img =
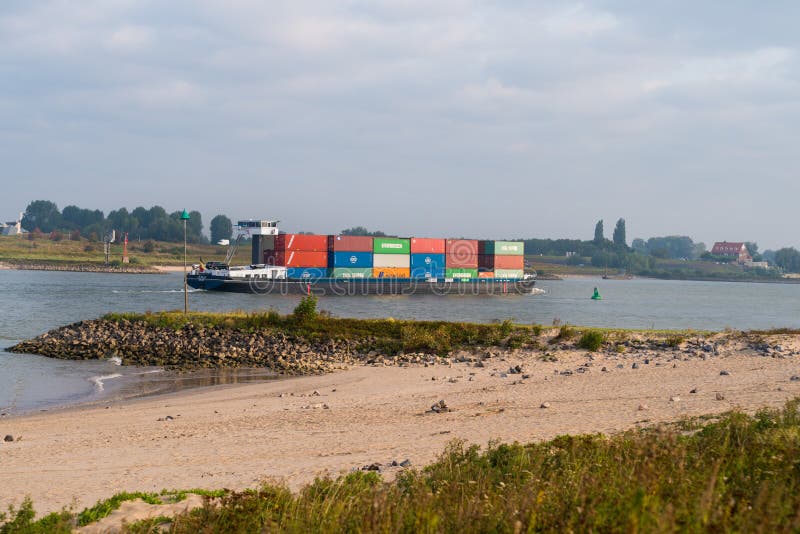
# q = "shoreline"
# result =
<box><xmin>0</xmin><ymin>261</ymin><xmax>174</xmax><ymax>274</ymax></box>
<box><xmin>0</xmin><ymin>365</ymin><xmax>285</xmax><ymax>419</ymax></box>
<box><xmin>2</xmin><ymin>347</ymin><xmax>800</xmax><ymax>515</ymax></box>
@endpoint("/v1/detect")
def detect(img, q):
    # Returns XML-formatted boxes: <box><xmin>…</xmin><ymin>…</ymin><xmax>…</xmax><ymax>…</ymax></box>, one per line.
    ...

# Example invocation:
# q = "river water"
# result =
<box><xmin>1</xmin><ymin>270</ymin><xmax>799</xmax><ymax>414</ymax></box>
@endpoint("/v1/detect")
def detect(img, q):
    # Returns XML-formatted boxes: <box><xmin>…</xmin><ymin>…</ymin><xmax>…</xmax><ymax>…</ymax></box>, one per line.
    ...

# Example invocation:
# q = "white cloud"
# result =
<box><xmin>644</xmin><ymin>46</ymin><xmax>796</xmax><ymax>90</ymax></box>
<box><xmin>542</xmin><ymin>3</ymin><xmax>619</xmax><ymax>38</ymax></box>
<box><xmin>105</xmin><ymin>25</ymin><xmax>153</xmax><ymax>51</ymax></box>
<box><xmin>128</xmin><ymin>80</ymin><xmax>207</xmax><ymax>107</ymax></box>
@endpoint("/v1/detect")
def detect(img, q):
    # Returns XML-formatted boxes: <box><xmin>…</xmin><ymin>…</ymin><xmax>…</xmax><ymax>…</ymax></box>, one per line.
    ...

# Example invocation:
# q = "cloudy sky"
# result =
<box><xmin>1</xmin><ymin>1</ymin><xmax>798</xmax><ymax>249</ymax></box>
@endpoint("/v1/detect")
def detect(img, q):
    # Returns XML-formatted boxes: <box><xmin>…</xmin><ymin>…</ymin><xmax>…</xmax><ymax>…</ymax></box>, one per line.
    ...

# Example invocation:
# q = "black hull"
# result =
<box><xmin>187</xmin><ymin>275</ymin><xmax>536</xmax><ymax>296</ymax></box>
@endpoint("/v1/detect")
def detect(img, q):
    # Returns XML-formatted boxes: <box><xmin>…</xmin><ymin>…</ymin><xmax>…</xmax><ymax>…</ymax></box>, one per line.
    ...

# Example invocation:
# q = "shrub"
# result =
<box><xmin>551</xmin><ymin>324</ymin><xmax>576</xmax><ymax>343</ymax></box>
<box><xmin>293</xmin><ymin>295</ymin><xmax>318</xmax><ymax>322</ymax></box>
<box><xmin>665</xmin><ymin>335</ymin><xmax>685</xmax><ymax>348</ymax></box>
<box><xmin>531</xmin><ymin>324</ymin><xmax>543</xmax><ymax>337</ymax></box>
<box><xmin>577</xmin><ymin>330</ymin><xmax>605</xmax><ymax>351</ymax></box>
<box><xmin>83</xmin><ymin>244</ymin><xmax>94</xmax><ymax>253</ymax></box>
<box><xmin>142</xmin><ymin>240</ymin><xmax>155</xmax><ymax>253</ymax></box>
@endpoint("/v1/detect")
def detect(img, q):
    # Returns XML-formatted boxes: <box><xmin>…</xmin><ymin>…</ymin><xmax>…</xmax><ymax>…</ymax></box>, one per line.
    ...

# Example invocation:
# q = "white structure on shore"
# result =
<box><xmin>0</xmin><ymin>213</ymin><xmax>24</xmax><ymax>236</ymax></box>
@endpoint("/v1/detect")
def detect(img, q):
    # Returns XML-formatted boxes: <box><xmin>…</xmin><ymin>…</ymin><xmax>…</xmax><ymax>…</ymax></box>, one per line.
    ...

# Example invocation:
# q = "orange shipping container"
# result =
<box><xmin>410</xmin><ymin>237</ymin><xmax>446</xmax><ymax>254</ymax></box>
<box><xmin>478</xmin><ymin>271</ymin><xmax>495</xmax><ymax>278</ymax></box>
<box><xmin>275</xmin><ymin>234</ymin><xmax>328</xmax><ymax>251</ymax></box>
<box><xmin>372</xmin><ymin>267</ymin><xmax>410</xmax><ymax>278</ymax></box>
<box><xmin>264</xmin><ymin>250</ymin><xmax>328</xmax><ymax>268</ymax></box>
<box><xmin>478</xmin><ymin>254</ymin><xmax>524</xmax><ymax>270</ymax></box>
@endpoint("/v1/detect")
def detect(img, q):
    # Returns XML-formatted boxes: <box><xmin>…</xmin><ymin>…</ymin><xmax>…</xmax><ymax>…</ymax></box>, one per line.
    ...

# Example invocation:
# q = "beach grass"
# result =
<box><xmin>5</xmin><ymin>400</ymin><xmax>800</xmax><ymax>532</ymax></box>
<box><xmin>102</xmin><ymin>300</ymin><xmax>709</xmax><ymax>357</ymax></box>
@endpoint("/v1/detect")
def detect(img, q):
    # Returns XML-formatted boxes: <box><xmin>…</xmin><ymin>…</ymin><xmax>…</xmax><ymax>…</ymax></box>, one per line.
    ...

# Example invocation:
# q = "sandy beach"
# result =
<box><xmin>2</xmin><ymin>346</ymin><xmax>799</xmax><ymax>516</ymax></box>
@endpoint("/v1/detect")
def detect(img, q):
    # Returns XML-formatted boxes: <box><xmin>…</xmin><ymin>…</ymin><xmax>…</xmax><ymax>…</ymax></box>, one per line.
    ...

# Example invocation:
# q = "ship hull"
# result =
<box><xmin>187</xmin><ymin>274</ymin><xmax>536</xmax><ymax>296</ymax></box>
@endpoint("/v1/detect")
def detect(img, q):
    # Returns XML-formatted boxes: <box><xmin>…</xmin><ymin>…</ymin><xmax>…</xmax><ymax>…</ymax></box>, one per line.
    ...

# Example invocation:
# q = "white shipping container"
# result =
<box><xmin>373</xmin><ymin>253</ymin><xmax>410</xmax><ymax>268</ymax></box>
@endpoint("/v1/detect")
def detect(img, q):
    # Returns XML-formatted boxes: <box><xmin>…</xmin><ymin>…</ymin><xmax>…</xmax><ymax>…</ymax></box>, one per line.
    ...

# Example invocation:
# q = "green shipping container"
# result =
<box><xmin>481</xmin><ymin>241</ymin><xmax>524</xmax><ymax>255</ymax></box>
<box><xmin>446</xmin><ymin>268</ymin><xmax>478</xmax><ymax>279</ymax></box>
<box><xmin>373</xmin><ymin>237</ymin><xmax>410</xmax><ymax>255</ymax></box>
<box><xmin>330</xmin><ymin>267</ymin><xmax>373</xmax><ymax>279</ymax></box>
<box><xmin>494</xmin><ymin>269</ymin><xmax>524</xmax><ymax>279</ymax></box>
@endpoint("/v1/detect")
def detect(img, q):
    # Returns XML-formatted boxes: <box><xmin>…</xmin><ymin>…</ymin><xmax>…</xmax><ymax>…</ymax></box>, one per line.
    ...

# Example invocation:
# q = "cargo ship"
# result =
<box><xmin>187</xmin><ymin>219</ymin><xmax>536</xmax><ymax>295</ymax></box>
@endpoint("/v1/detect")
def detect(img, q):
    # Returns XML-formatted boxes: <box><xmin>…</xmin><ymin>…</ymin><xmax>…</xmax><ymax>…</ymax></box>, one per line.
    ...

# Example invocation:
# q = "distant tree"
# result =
<box><xmin>593</xmin><ymin>220</ymin><xmax>604</xmax><ymax>244</ymax></box>
<box><xmin>692</xmin><ymin>242</ymin><xmax>707</xmax><ymax>259</ymax></box>
<box><xmin>62</xmin><ymin>205</ymin><xmax>103</xmax><ymax>230</ymax></box>
<box><xmin>612</xmin><ymin>218</ymin><xmax>626</xmax><ymax>247</ymax></box>
<box><xmin>774</xmin><ymin>247</ymin><xmax>800</xmax><ymax>273</ymax></box>
<box><xmin>745</xmin><ymin>242</ymin><xmax>761</xmax><ymax>261</ymax></box>
<box><xmin>645</xmin><ymin>236</ymin><xmax>695</xmax><ymax>259</ymax></box>
<box><xmin>210</xmin><ymin>215</ymin><xmax>233</xmax><ymax>243</ymax></box>
<box><xmin>341</xmin><ymin>226</ymin><xmax>387</xmax><ymax>237</ymax></box>
<box><xmin>631</xmin><ymin>238</ymin><xmax>647</xmax><ymax>253</ymax></box>
<box><xmin>22</xmin><ymin>200</ymin><xmax>62</xmax><ymax>233</ymax></box>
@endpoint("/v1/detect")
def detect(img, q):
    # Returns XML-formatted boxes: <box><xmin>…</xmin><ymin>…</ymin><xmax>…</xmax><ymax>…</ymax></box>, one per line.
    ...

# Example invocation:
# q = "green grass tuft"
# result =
<box><xmin>576</xmin><ymin>330</ymin><xmax>605</xmax><ymax>351</ymax></box>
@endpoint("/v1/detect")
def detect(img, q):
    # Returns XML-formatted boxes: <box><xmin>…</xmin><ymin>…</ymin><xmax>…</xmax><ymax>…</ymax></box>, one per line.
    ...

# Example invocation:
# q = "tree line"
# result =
<box><xmin>20</xmin><ymin>200</ymin><xmax>235</xmax><ymax>245</ymax></box>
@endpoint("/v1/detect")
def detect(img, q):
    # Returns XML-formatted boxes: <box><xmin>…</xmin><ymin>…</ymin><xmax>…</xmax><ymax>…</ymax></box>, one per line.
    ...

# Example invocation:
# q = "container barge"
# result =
<box><xmin>187</xmin><ymin>220</ymin><xmax>536</xmax><ymax>296</ymax></box>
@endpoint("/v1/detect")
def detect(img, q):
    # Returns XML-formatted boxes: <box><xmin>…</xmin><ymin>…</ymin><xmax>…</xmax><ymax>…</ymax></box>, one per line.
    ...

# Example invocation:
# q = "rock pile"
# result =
<box><xmin>7</xmin><ymin>319</ymin><xmax>498</xmax><ymax>374</ymax></box>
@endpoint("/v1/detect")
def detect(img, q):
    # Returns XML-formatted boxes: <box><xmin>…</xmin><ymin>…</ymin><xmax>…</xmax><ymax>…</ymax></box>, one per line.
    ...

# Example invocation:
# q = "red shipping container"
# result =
<box><xmin>446</xmin><ymin>253</ymin><xmax>478</xmax><ymax>268</ymax></box>
<box><xmin>328</xmin><ymin>235</ymin><xmax>373</xmax><ymax>252</ymax></box>
<box><xmin>264</xmin><ymin>250</ymin><xmax>328</xmax><ymax>268</ymax></box>
<box><xmin>445</xmin><ymin>239</ymin><xmax>478</xmax><ymax>267</ymax></box>
<box><xmin>410</xmin><ymin>237</ymin><xmax>446</xmax><ymax>254</ymax></box>
<box><xmin>275</xmin><ymin>234</ymin><xmax>328</xmax><ymax>251</ymax></box>
<box><xmin>445</xmin><ymin>239</ymin><xmax>478</xmax><ymax>256</ymax></box>
<box><xmin>478</xmin><ymin>254</ymin><xmax>524</xmax><ymax>270</ymax></box>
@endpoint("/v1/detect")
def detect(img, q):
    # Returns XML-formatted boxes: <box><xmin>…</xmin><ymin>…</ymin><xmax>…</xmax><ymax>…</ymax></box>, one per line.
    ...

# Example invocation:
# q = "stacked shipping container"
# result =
<box><xmin>328</xmin><ymin>235</ymin><xmax>374</xmax><ymax>278</ymax></box>
<box><xmin>373</xmin><ymin>237</ymin><xmax>410</xmax><ymax>277</ymax></box>
<box><xmin>478</xmin><ymin>240</ymin><xmax>525</xmax><ymax>278</ymax></box>
<box><xmin>264</xmin><ymin>234</ymin><xmax>328</xmax><ymax>279</ymax></box>
<box><xmin>410</xmin><ymin>238</ymin><xmax>445</xmax><ymax>279</ymax></box>
<box><xmin>258</xmin><ymin>233</ymin><xmax>525</xmax><ymax>280</ymax></box>
<box><xmin>445</xmin><ymin>239</ymin><xmax>479</xmax><ymax>279</ymax></box>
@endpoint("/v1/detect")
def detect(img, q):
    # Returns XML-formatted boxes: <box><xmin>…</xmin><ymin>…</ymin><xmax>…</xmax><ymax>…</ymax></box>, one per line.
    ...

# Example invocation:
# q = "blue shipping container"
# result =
<box><xmin>329</xmin><ymin>251</ymin><xmax>373</xmax><ymax>268</ymax></box>
<box><xmin>410</xmin><ymin>253</ymin><xmax>446</xmax><ymax>279</ymax></box>
<box><xmin>286</xmin><ymin>267</ymin><xmax>327</xmax><ymax>280</ymax></box>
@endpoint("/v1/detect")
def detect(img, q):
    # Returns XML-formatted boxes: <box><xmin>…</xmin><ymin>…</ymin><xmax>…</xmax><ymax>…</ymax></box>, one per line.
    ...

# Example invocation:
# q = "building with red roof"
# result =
<box><xmin>710</xmin><ymin>242</ymin><xmax>752</xmax><ymax>264</ymax></box>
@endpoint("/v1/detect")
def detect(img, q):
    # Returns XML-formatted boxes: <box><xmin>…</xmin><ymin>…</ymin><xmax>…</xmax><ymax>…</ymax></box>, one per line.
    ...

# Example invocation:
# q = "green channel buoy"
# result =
<box><xmin>591</xmin><ymin>287</ymin><xmax>602</xmax><ymax>300</ymax></box>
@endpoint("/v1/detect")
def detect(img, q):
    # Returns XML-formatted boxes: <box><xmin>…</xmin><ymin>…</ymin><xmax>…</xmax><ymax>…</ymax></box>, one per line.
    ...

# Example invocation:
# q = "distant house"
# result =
<box><xmin>0</xmin><ymin>213</ymin><xmax>25</xmax><ymax>236</ymax></box>
<box><xmin>711</xmin><ymin>242</ymin><xmax>752</xmax><ymax>264</ymax></box>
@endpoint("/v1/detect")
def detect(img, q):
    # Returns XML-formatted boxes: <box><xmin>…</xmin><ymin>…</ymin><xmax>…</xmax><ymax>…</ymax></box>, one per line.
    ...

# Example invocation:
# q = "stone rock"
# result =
<box><xmin>632</xmin><ymin>362</ymin><xmax>639</xmax><ymax>369</ymax></box>
<box><xmin>690</xmin><ymin>388</ymin><xmax>698</xmax><ymax>394</ymax></box>
<box><xmin>791</xmin><ymin>376</ymin><xmax>800</xmax><ymax>382</ymax></box>
<box><xmin>638</xmin><ymin>404</ymin><xmax>648</xmax><ymax>411</ymax></box>
<box><xmin>601</xmin><ymin>367</ymin><xmax>608</xmax><ymax>372</ymax></box>
<box><xmin>311</xmin><ymin>390</ymin><xmax>320</xmax><ymax>396</ymax></box>
<box><xmin>719</xmin><ymin>370</ymin><xmax>730</xmax><ymax>376</ymax></box>
<box><xmin>716</xmin><ymin>392</ymin><xmax>725</xmax><ymax>401</ymax></box>
<box><xmin>400</xmin><ymin>459</ymin><xmax>412</xmax><ymax>468</ymax></box>
<box><xmin>429</xmin><ymin>400</ymin><xmax>451</xmax><ymax>413</ymax></box>
<box><xmin>509</xmin><ymin>365</ymin><xmax>523</xmax><ymax>374</ymax></box>
<box><xmin>644</xmin><ymin>359</ymin><xmax>650</xmax><ymax>365</ymax></box>
<box><xmin>4</xmin><ymin>434</ymin><xmax>13</xmax><ymax>442</ymax></box>
<box><xmin>363</xmin><ymin>463</ymin><xmax>381</xmax><ymax>471</ymax></box>
<box><xmin>540</xmin><ymin>402</ymin><xmax>550</xmax><ymax>409</ymax></box>
<box><xmin>669</xmin><ymin>396</ymin><xmax>680</xmax><ymax>402</ymax></box>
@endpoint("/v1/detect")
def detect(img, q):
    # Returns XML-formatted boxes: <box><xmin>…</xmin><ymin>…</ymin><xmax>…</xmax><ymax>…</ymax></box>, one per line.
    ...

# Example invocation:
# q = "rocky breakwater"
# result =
<box><xmin>7</xmin><ymin>319</ymin><xmax>372</xmax><ymax>374</ymax></box>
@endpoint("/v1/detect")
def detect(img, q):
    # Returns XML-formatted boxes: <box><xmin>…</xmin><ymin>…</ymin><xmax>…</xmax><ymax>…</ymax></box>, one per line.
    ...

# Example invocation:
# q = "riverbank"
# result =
<box><xmin>0</xmin><ymin>261</ymin><xmax>164</xmax><ymax>274</ymax></box>
<box><xmin>2</xmin><ymin>344</ymin><xmax>800</xmax><ymax>519</ymax></box>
